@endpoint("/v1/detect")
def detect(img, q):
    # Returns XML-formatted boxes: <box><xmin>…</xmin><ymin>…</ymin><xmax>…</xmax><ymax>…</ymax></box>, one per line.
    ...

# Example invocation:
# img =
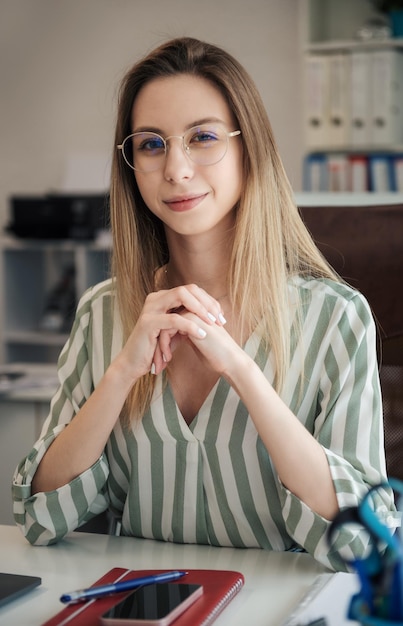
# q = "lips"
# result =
<box><xmin>163</xmin><ymin>193</ymin><xmax>208</xmax><ymax>212</ymax></box>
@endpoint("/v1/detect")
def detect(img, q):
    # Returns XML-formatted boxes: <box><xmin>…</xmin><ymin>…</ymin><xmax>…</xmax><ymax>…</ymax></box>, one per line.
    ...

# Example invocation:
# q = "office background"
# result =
<box><xmin>0</xmin><ymin>0</ymin><xmax>303</xmax><ymax>234</ymax></box>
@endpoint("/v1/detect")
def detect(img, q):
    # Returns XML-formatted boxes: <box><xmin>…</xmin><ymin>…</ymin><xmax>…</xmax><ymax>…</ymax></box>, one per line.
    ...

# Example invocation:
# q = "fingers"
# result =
<box><xmin>130</xmin><ymin>284</ymin><xmax>228</xmax><ymax>377</ymax></box>
<box><xmin>147</xmin><ymin>312</ymin><xmax>209</xmax><ymax>375</ymax></box>
<box><xmin>160</xmin><ymin>284</ymin><xmax>227</xmax><ymax>327</ymax></box>
<box><xmin>151</xmin><ymin>343</ymin><xmax>166</xmax><ymax>375</ymax></box>
<box><xmin>171</xmin><ymin>311</ymin><xmax>238</xmax><ymax>377</ymax></box>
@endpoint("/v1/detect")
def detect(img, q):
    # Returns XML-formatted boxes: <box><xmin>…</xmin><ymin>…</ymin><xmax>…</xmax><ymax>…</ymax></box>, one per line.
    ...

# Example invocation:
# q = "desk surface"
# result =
<box><xmin>0</xmin><ymin>363</ymin><xmax>57</xmax><ymax>402</ymax></box>
<box><xmin>0</xmin><ymin>525</ymin><xmax>329</xmax><ymax>626</ymax></box>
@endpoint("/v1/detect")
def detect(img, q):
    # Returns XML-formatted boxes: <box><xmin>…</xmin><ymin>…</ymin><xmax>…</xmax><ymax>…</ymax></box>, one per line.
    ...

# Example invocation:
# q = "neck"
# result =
<box><xmin>164</xmin><ymin>263</ymin><xmax>229</xmax><ymax>302</ymax></box>
<box><xmin>164</xmin><ymin>231</ymin><xmax>233</xmax><ymax>299</ymax></box>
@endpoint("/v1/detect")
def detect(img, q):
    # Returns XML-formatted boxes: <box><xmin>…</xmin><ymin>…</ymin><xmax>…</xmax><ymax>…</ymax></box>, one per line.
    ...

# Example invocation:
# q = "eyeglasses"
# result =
<box><xmin>117</xmin><ymin>123</ymin><xmax>241</xmax><ymax>172</ymax></box>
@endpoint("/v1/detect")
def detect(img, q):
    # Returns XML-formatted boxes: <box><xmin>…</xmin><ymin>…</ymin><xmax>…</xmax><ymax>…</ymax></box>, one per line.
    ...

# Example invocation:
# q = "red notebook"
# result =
<box><xmin>42</xmin><ymin>568</ymin><xmax>244</xmax><ymax>626</ymax></box>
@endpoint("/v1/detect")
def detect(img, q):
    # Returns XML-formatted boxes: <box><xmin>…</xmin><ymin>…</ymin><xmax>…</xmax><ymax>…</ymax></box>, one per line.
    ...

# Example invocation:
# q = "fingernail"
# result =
<box><xmin>150</xmin><ymin>363</ymin><xmax>156</xmax><ymax>375</ymax></box>
<box><xmin>218</xmin><ymin>313</ymin><xmax>227</xmax><ymax>325</ymax></box>
<box><xmin>197</xmin><ymin>328</ymin><xmax>207</xmax><ymax>338</ymax></box>
<box><xmin>162</xmin><ymin>353</ymin><xmax>167</xmax><ymax>363</ymax></box>
<box><xmin>207</xmin><ymin>312</ymin><xmax>217</xmax><ymax>323</ymax></box>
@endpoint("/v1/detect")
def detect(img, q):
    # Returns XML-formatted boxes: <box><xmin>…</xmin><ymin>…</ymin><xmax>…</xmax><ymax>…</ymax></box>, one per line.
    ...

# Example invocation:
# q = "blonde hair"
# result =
<box><xmin>109</xmin><ymin>37</ymin><xmax>337</xmax><ymax>421</ymax></box>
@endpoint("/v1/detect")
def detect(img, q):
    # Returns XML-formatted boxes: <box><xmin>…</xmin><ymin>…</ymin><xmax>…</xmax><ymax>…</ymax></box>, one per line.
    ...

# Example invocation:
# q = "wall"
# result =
<box><xmin>0</xmin><ymin>0</ymin><xmax>303</xmax><ymax>232</ymax></box>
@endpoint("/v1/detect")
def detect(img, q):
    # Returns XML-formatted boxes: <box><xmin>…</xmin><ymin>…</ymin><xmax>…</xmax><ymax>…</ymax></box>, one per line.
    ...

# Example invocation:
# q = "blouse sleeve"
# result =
<box><xmin>12</xmin><ymin>287</ymin><xmax>111</xmax><ymax>545</ymax></box>
<box><xmin>278</xmin><ymin>289</ymin><xmax>398</xmax><ymax>570</ymax></box>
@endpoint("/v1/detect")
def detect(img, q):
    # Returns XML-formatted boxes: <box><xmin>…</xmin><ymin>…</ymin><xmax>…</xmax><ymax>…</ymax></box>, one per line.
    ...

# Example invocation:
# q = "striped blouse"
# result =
<box><xmin>12</xmin><ymin>276</ymin><xmax>396</xmax><ymax>570</ymax></box>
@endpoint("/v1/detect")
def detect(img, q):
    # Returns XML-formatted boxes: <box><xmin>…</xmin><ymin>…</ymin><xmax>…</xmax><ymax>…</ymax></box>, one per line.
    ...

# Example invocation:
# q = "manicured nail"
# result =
<box><xmin>207</xmin><ymin>312</ymin><xmax>217</xmax><ymax>323</ymax></box>
<box><xmin>197</xmin><ymin>328</ymin><xmax>207</xmax><ymax>338</ymax></box>
<box><xmin>150</xmin><ymin>363</ymin><xmax>156</xmax><ymax>375</ymax></box>
<box><xmin>218</xmin><ymin>313</ymin><xmax>227</xmax><ymax>325</ymax></box>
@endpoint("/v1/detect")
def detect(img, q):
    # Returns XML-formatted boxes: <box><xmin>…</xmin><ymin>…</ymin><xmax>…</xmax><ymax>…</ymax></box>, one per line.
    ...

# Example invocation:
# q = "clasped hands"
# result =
<box><xmin>119</xmin><ymin>283</ymin><xmax>235</xmax><ymax>382</ymax></box>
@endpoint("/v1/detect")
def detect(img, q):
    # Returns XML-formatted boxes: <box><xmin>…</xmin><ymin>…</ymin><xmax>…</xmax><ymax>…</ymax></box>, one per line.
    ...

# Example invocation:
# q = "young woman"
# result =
<box><xmin>13</xmin><ymin>37</ymin><xmax>395</xmax><ymax>570</ymax></box>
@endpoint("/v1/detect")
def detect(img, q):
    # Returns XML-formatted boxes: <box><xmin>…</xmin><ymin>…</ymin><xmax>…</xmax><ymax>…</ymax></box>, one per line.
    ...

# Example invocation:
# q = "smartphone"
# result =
<box><xmin>100</xmin><ymin>582</ymin><xmax>203</xmax><ymax>626</ymax></box>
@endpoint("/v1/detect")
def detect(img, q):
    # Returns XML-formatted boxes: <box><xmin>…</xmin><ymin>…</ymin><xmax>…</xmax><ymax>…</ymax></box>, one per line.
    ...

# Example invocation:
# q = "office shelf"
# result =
<box><xmin>302</xmin><ymin>0</ymin><xmax>403</xmax><ymax>192</ymax></box>
<box><xmin>304</xmin><ymin>0</ymin><xmax>382</xmax><ymax>45</ymax></box>
<box><xmin>0</xmin><ymin>237</ymin><xmax>111</xmax><ymax>364</ymax></box>
<box><xmin>305</xmin><ymin>38</ymin><xmax>403</xmax><ymax>54</ymax></box>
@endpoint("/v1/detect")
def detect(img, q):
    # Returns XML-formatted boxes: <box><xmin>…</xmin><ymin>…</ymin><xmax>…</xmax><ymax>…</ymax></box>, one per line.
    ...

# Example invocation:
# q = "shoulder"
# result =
<box><xmin>76</xmin><ymin>278</ymin><xmax>115</xmax><ymax>312</ymax></box>
<box><xmin>60</xmin><ymin>278</ymin><xmax>120</xmax><ymax>374</ymax></box>
<box><xmin>71</xmin><ymin>278</ymin><xmax>116</xmax><ymax>334</ymax></box>
<box><xmin>294</xmin><ymin>275</ymin><xmax>368</xmax><ymax>305</ymax></box>
<box><xmin>292</xmin><ymin>276</ymin><xmax>373</xmax><ymax>325</ymax></box>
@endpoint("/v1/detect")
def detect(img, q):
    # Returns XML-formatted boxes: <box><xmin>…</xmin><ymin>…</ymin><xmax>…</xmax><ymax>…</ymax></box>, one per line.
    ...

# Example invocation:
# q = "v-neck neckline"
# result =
<box><xmin>163</xmin><ymin>329</ymin><xmax>261</xmax><ymax>427</ymax></box>
<box><xmin>164</xmin><ymin>372</ymin><xmax>223</xmax><ymax>427</ymax></box>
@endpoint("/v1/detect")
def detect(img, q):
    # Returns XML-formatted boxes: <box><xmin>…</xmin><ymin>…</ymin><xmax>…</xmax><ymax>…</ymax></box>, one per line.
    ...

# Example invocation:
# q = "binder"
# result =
<box><xmin>350</xmin><ymin>51</ymin><xmax>372</xmax><ymax>147</ymax></box>
<box><xmin>348</xmin><ymin>155</ymin><xmax>369</xmax><ymax>192</ymax></box>
<box><xmin>392</xmin><ymin>154</ymin><xmax>403</xmax><ymax>191</ymax></box>
<box><xmin>327</xmin><ymin>53</ymin><xmax>350</xmax><ymax>147</ymax></box>
<box><xmin>303</xmin><ymin>154</ymin><xmax>328</xmax><ymax>191</ymax></box>
<box><xmin>368</xmin><ymin>154</ymin><xmax>394</xmax><ymax>191</ymax></box>
<box><xmin>304</xmin><ymin>55</ymin><xmax>330</xmax><ymax>150</ymax></box>
<box><xmin>326</xmin><ymin>154</ymin><xmax>349</xmax><ymax>191</ymax></box>
<box><xmin>42</xmin><ymin>568</ymin><xmax>245</xmax><ymax>626</ymax></box>
<box><xmin>371</xmin><ymin>49</ymin><xmax>403</xmax><ymax>146</ymax></box>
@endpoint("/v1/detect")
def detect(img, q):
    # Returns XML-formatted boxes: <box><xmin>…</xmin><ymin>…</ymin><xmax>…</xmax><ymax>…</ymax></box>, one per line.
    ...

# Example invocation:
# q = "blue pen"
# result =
<box><xmin>60</xmin><ymin>570</ymin><xmax>188</xmax><ymax>604</ymax></box>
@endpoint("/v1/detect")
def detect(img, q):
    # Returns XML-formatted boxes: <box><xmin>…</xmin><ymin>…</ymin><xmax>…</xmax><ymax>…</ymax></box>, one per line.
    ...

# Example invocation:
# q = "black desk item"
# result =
<box><xmin>0</xmin><ymin>572</ymin><xmax>41</xmax><ymax>607</ymax></box>
<box><xmin>7</xmin><ymin>193</ymin><xmax>109</xmax><ymax>240</ymax></box>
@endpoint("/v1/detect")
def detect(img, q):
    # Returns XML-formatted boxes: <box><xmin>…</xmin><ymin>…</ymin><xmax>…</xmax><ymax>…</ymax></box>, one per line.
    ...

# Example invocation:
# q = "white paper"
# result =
<box><xmin>282</xmin><ymin>572</ymin><xmax>360</xmax><ymax>626</ymax></box>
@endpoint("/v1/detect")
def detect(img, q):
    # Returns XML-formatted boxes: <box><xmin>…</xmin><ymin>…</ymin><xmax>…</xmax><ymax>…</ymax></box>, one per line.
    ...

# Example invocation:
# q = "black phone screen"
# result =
<box><xmin>101</xmin><ymin>583</ymin><xmax>203</xmax><ymax>623</ymax></box>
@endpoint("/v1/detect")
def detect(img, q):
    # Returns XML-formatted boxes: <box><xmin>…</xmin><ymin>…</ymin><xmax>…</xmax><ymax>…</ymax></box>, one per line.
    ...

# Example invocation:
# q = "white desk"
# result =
<box><xmin>0</xmin><ymin>525</ymin><xmax>329</xmax><ymax>626</ymax></box>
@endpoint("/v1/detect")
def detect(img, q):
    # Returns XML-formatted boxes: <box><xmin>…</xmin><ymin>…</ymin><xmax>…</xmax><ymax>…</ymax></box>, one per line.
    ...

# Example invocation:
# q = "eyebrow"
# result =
<box><xmin>131</xmin><ymin>117</ymin><xmax>227</xmax><ymax>135</ymax></box>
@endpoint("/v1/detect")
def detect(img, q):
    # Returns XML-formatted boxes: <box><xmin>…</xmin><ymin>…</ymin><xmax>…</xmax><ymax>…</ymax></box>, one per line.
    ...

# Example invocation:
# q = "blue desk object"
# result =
<box><xmin>328</xmin><ymin>479</ymin><xmax>403</xmax><ymax>625</ymax></box>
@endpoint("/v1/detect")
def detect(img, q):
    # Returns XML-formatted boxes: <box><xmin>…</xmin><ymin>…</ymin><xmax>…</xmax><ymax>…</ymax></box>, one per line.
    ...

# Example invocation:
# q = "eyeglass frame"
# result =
<box><xmin>117</xmin><ymin>124</ymin><xmax>241</xmax><ymax>172</ymax></box>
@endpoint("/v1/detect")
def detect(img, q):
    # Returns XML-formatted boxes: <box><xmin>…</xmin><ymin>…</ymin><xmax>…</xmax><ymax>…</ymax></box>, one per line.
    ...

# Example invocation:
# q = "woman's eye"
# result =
<box><xmin>140</xmin><ymin>139</ymin><xmax>164</xmax><ymax>151</ymax></box>
<box><xmin>190</xmin><ymin>130</ymin><xmax>219</xmax><ymax>145</ymax></box>
<box><xmin>136</xmin><ymin>137</ymin><xmax>165</xmax><ymax>153</ymax></box>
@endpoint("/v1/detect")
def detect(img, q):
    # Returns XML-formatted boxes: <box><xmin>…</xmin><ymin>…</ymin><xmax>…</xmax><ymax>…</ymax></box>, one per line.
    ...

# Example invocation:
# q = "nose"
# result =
<box><xmin>163</xmin><ymin>136</ymin><xmax>194</xmax><ymax>182</ymax></box>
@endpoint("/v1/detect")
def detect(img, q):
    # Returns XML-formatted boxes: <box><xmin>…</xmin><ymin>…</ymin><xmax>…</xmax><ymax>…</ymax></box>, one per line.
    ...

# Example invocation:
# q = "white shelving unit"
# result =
<box><xmin>302</xmin><ymin>0</ymin><xmax>403</xmax><ymax>192</ymax></box>
<box><xmin>0</xmin><ymin>237</ymin><xmax>111</xmax><ymax>365</ymax></box>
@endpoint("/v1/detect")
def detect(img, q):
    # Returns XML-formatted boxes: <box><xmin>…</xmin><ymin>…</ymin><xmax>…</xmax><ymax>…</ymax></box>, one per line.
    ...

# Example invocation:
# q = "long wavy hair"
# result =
<box><xmin>109</xmin><ymin>37</ymin><xmax>337</xmax><ymax>422</ymax></box>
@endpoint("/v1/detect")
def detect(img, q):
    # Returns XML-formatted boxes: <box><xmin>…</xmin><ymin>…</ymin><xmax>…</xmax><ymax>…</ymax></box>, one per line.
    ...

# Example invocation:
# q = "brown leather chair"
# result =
<box><xmin>299</xmin><ymin>203</ymin><xmax>403</xmax><ymax>483</ymax></box>
<box><xmin>381</xmin><ymin>335</ymin><xmax>403</xmax><ymax>482</ymax></box>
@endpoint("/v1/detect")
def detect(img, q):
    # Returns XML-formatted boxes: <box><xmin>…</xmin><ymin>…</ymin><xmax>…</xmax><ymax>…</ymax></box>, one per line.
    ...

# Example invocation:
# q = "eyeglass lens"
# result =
<box><xmin>121</xmin><ymin>124</ymin><xmax>234</xmax><ymax>172</ymax></box>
